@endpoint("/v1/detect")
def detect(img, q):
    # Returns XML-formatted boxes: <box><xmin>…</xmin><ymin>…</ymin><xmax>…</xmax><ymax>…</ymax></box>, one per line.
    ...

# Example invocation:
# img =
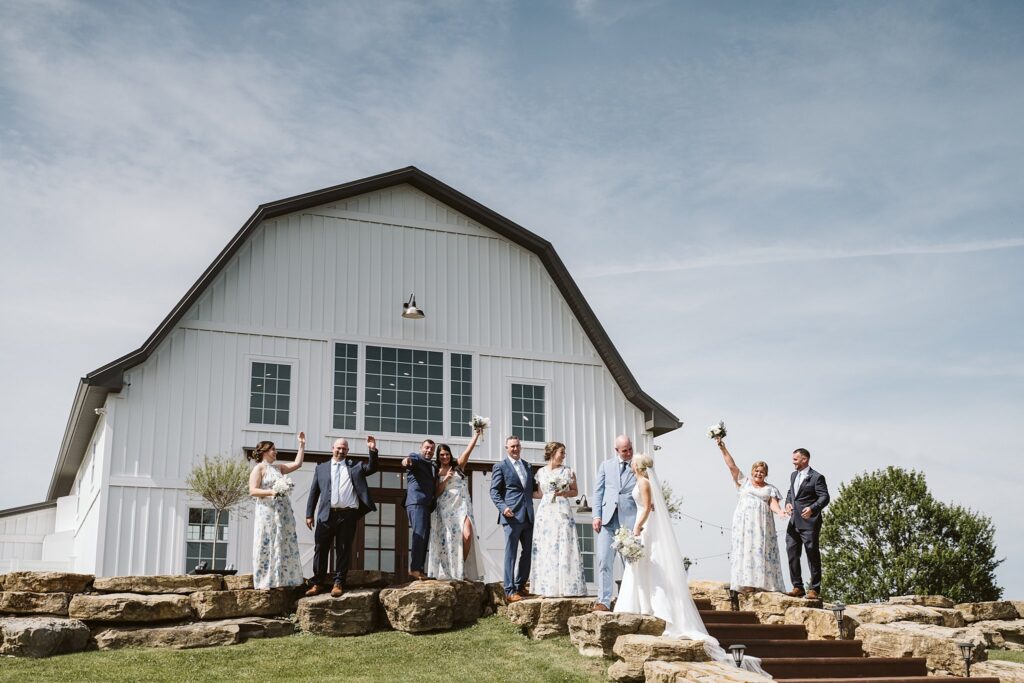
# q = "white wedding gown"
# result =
<box><xmin>614</xmin><ymin>470</ymin><xmax>770</xmax><ymax>677</ymax></box>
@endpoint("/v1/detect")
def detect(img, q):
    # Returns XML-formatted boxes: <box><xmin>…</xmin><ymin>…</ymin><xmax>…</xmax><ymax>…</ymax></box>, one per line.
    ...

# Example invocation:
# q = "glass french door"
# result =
<box><xmin>354</xmin><ymin>470</ymin><xmax>410</xmax><ymax>581</ymax></box>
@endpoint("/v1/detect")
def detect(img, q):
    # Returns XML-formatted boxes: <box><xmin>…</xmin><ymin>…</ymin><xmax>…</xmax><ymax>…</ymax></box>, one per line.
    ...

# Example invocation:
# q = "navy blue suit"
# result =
<box><xmin>305</xmin><ymin>449</ymin><xmax>379</xmax><ymax>587</ymax></box>
<box><xmin>404</xmin><ymin>453</ymin><xmax>436</xmax><ymax>574</ymax></box>
<box><xmin>784</xmin><ymin>466</ymin><xmax>830</xmax><ymax>591</ymax></box>
<box><xmin>489</xmin><ymin>458</ymin><xmax>535</xmax><ymax>596</ymax></box>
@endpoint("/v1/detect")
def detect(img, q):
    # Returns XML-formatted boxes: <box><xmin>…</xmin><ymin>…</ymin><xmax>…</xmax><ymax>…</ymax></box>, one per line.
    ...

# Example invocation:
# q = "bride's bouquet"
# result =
<box><xmin>468</xmin><ymin>415</ymin><xmax>491</xmax><ymax>441</ymax></box>
<box><xmin>612</xmin><ymin>527</ymin><xmax>645</xmax><ymax>564</ymax></box>
<box><xmin>706</xmin><ymin>420</ymin><xmax>727</xmax><ymax>440</ymax></box>
<box><xmin>271</xmin><ymin>476</ymin><xmax>295</xmax><ymax>498</ymax></box>
<box><xmin>545</xmin><ymin>470</ymin><xmax>571</xmax><ymax>504</ymax></box>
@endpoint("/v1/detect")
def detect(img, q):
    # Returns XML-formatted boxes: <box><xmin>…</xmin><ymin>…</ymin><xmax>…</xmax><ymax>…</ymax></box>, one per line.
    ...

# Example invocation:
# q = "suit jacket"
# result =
<box><xmin>785</xmin><ymin>466</ymin><xmax>830</xmax><ymax>530</ymax></box>
<box><xmin>489</xmin><ymin>457</ymin><xmax>535</xmax><ymax>526</ymax></box>
<box><xmin>306</xmin><ymin>449</ymin><xmax>380</xmax><ymax>523</ymax></box>
<box><xmin>404</xmin><ymin>453</ymin><xmax>436</xmax><ymax>508</ymax></box>
<box><xmin>593</xmin><ymin>457</ymin><xmax>638</xmax><ymax>528</ymax></box>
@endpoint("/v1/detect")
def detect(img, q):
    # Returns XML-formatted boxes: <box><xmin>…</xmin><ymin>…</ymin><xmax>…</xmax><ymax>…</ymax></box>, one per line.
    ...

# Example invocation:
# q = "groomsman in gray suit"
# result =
<box><xmin>591</xmin><ymin>435</ymin><xmax>637</xmax><ymax>611</ymax></box>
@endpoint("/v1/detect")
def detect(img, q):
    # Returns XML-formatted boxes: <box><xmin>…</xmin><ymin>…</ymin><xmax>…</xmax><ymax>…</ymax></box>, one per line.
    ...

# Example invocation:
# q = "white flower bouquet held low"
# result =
<box><xmin>612</xmin><ymin>526</ymin><xmax>645</xmax><ymax>564</ymax></box>
<box><xmin>271</xmin><ymin>476</ymin><xmax>294</xmax><ymax>498</ymax></box>
<box><xmin>706</xmin><ymin>420</ymin><xmax>727</xmax><ymax>440</ymax></box>
<box><xmin>546</xmin><ymin>471</ymin><xmax>571</xmax><ymax>503</ymax></box>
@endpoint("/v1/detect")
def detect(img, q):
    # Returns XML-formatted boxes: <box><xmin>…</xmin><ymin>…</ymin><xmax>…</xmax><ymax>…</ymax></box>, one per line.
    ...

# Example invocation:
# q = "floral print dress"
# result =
<box><xmin>427</xmin><ymin>470</ymin><xmax>482</xmax><ymax>581</ymax></box>
<box><xmin>530</xmin><ymin>466</ymin><xmax>587</xmax><ymax>597</ymax></box>
<box><xmin>729</xmin><ymin>476</ymin><xmax>786</xmax><ymax>592</ymax></box>
<box><xmin>252</xmin><ymin>463</ymin><xmax>304</xmax><ymax>589</ymax></box>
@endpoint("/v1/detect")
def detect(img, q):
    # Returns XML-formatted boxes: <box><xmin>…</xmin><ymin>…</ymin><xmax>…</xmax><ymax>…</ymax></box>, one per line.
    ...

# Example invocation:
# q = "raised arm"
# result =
<box><xmin>633</xmin><ymin>478</ymin><xmax>653</xmax><ymax>535</ymax></box>
<box><xmin>456</xmin><ymin>429</ymin><xmax>482</xmax><ymax>469</ymax></box>
<box><xmin>279</xmin><ymin>431</ymin><xmax>306</xmax><ymax>475</ymax></box>
<box><xmin>716</xmin><ymin>437</ymin><xmax>742</xmax><ymax>487</ymax></box>
<box><xmin>248</xmin><ymin>463</ymin><xmax>273</xmax><ymax>498</ymax></box>
<box><xmin>365</xmin><ymin>435</ymin><xmax>379</xmax><ymax>475</ymax></box>
<box><xmin>592</xmin><ymin>462</ymin><xmax>606</xmax><ymax>532</ymax></box>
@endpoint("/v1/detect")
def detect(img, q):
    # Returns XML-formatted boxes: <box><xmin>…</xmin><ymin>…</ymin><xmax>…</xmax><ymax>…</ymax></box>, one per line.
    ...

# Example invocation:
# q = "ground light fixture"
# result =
<box><xmin>957</xmin><ymin>641</ymin><xmax>974</xmax><ymax>677</ymax></box>
<box><xmin>401</xmin><ymin>293</ymin><xmax>425</xmax><ymax>319</ymax></box>
<box><xmin>728</xmin><ymin>644</ymin><xmax>746</xmax><ymax>667</ymax></box>
<box><xmin>830</xmin><ymin>601</ymin><xmax>846</xmax><ymax>639</ymax></box>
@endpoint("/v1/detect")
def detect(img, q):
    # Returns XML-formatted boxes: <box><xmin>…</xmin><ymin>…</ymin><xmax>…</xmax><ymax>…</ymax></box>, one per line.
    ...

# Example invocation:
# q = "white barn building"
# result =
<box><xmin>0</xmin><ymin>167</ymin><xmax>680</xmax><ymax>584</ymax></box>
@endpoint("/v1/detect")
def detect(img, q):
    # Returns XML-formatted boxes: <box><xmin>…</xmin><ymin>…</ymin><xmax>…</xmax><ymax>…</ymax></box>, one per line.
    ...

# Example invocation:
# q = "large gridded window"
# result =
<box><xmin>249</xmin><ymin>362</ymin><xmax>291</xmax><ymax>426</ymax></box>
<box><xmin>185</xmin><ymin>508</ymin><xmax>229</xmax><ymax>571</ymax></box>
<box><xmin>364</xmin><ymin>346</ymin><xmax>443</xmax><ymax>434</ymax></box>
<box><xmin>450</xmin><ymin>353</ymin><xmax>473</xmax><ymax>437</ymax></box>
<box><xmin>576</xmin><ymin>523</ymin><xmax>595</xmax><ymax>583</ymax></box>
<box><xmin>333</xmin><ymin>343</ymin><xmax>358</xmax><ymax>431</ymax></box>
<box><xmin>511</xmin><ymin>383</ymin><xmax>546</xmax><ymax>442</ymax></box>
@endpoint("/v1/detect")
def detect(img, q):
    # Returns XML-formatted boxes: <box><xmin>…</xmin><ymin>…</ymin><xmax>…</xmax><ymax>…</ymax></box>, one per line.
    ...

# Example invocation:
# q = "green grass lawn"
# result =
<box><xmin>0</xmin><ymin>616</ymin><xmax>610</xmax><ymax>683</ymax></box>
<box><xmin>989</xmin><ymin>649</ymin><xmax>1024</xmax><ymax>663</ymax></box>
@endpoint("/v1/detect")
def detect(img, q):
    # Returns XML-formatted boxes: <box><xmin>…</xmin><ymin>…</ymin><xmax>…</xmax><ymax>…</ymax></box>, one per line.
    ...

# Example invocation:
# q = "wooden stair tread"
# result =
<box><xmin>737</xmin><ymin>639</ymin><xmax>864</xmax><ymax>657</ymax></box>
<box><xmin>760</xmin><ymin>656</ymin><xmax>928</xmax><ymax>678</ymax></box>
<box><xmin>698</xmin><ymin>609</ymin><xmax>759</xmax><ymax>623</ymax></box>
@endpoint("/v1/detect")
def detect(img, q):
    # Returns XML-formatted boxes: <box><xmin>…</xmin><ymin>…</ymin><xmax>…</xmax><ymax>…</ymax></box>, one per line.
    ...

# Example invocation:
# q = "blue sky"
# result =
<box><xmin>1</xmin><ymin>1</ymin><xmax>1021</xmax><ymax>596</ymax></box>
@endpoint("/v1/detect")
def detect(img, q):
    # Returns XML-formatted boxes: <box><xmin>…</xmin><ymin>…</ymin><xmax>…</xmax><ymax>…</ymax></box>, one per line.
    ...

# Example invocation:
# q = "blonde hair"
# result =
<box><xmin>751</xmin><ymin>460</ymin><xmax>768</xmax><ymax>476</ymax></box>
<box><xmin>633</xmin><ymin>454</ymin><xmax>654</xmax><ymax>477</ymax></box>
<box><xmin>544</xmin><ymin>441</ymin><xmax>566</xmax><ymax>462</ymax></box>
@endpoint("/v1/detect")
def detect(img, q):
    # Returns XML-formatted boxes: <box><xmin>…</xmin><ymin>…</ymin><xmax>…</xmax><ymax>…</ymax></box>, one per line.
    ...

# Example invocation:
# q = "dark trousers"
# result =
<box><xmin>786</xmin><ymin>521</ymin><xmax>822</xmax><ymax>591</ymax></box>
<box><xmin>407</xmin><ymin>504</ymin><xmax>430</xmax><ymax>573</ymax></box>
<box><xmin>313</xmin><ymin>508</ymin><xmax>359</xmax><ymax>587</ymax></box>
<box><xmin>502</xmin><ymin>520</ymin><xmax>533</xmax><ymax>596</ymax></box>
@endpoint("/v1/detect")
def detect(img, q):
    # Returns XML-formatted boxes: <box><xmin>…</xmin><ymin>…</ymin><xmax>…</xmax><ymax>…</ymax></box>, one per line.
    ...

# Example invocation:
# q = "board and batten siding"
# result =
<box><xmin>89</xmin><ymin>184</ymin><xmax>651</xmax><ymax>576</ymax></box>
<box><xmin>0</xmin><ymin>507</ymin><xmax>55</xmax><ymax>566</ymax></box>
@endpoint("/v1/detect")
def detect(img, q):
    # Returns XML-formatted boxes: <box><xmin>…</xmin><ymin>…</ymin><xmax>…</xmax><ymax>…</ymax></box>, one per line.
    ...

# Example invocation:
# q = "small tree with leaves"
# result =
<box><xmin>185</xmin><ymin>455</ymin><xmax>250</xmax><ymax>571</ymax></box>
<box><xmin>821</xmin><ymin>466</ymin><xmax>1002</xmax><ymax>603</ymax></box>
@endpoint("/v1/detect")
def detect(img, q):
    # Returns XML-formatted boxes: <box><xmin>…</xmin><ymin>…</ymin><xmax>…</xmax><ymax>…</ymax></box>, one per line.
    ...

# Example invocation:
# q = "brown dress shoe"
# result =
<box><xmin>506</xmin><ymin>593</ymin><xmax>523</xmax><ymax>602</ymax></box>
<box><xmin>409</xmin><ymin>570</ymin><xmax>430</xmax><ymax>581</ymax></box>
<box><xmin>331</xmin><ymin>583</ymin><xmax>344</xmax><ymax>598</ymax></box>
<box><xmin>304</xmin><ymin>584</ymin><xmax>323</xmax><ymax>597</ymax></box>
<box><xmin>787</xmin><ymin>587</ymin><xmax>806</xmax><ymax>597</ymax></box>
<box><xmin>805</xmin><ymin>589</ymin><xmax>819</xmax><ymax>599</ymax></box>
<box><xmin>591</xmin><ymin>602</ymin><xmax>610</xmax><ymax>612</ymax></box>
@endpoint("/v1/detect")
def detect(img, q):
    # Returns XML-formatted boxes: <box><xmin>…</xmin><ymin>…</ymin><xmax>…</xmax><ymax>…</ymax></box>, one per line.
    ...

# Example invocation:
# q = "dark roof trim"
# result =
<box><xmin>50</xmin><ymin>167</ymin><xmax>680</xmax><ymax>499</ymax></box>
<box><xmin>0</xmin><ymin>499</ymin><xmax>58</xmax><ymax>520</ymax></box>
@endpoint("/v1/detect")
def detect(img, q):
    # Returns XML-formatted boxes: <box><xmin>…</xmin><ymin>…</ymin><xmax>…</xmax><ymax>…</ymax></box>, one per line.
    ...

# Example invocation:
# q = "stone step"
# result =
<box><xmin>739</xmin><ymin>639</ymin><xmax>865</xmax><ymax>658</ymax></box>
<box><xmin>699</xmin><ymin>609</ymin><xmax>759</xmax><ymax>624</ymax></box>
<box><xmin>707</xmin><ymin>623</ymin><xmax>809</xmax><ymax>642</ymax></box>
<box><xmin>761</xmin><ymin>656</ymin><xmax>927</xmax><ymax>678</ymax></box>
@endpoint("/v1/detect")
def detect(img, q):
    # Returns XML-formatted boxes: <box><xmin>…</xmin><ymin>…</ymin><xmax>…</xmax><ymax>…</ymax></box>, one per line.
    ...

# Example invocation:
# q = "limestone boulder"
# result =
<box><xmin>888</xmin><ymin>594</ymin><xmax>955</xmax><ymax>609</ymax></box>
<box><xmin>607</xmin><ymin>634</ymin><xmax>708</xmax><ymax>682</ymax></box>
<box><xmin>378</xmin><ymin>580</ymin><xmax>483</xmax><ymax>633</ymax></box>
<box><xmin>973</xmin><ymin>659</ymin><xmax>1024</xmax><ymax>682</ymax></box>
<box><xmin>345</xmin><ymin>570</ymin><xmax>390</xmax><ymax>588</ymax></box>
<box><xmin>1012</xmin><ymin>600</ymin><xmax>1024</xmax><ymax>618</ymax></box>
<box><xmin>484</xmin><ymin>582</ymin><xmax>507</xmax><ymax>616</ymax></box>
<box><xmin>688</xmin><ymin>580</ymin><xmax>732</xmax><ymax>611</ymax></box>
<box><xmin>190</xmin><ymin>589</ymin><xmax>294</xmax><ymax>620</ymax></box>
<box><xmin>567</xmin><ymin>612</ymin><xmax>666</xmax><ymax>657</ymax></box>
<box><xmin>504</xmin><ymin>596</ymin><xmax>594</xmax><ymax>640</ymax></box>
<box><xmin>2</xmin><ymin>571</ymin><xmax>93</xmax><ymax>594</ymax></box>
<box><xmin>0</xmin><ymin>592</ymin><xmax>71</xmax><ymax>616</ymax></box>
<box><xmin>91</xmin><ymin>616</ymin><xmax>293</xmax><ymax>650</ymax></box>
<box><xmin>296</xmin><ymin>590</ymin><xmax>379</xmax><ymax>636</ymax></box>
<box><xmin>846</xmin><ymin>602</ymin><xmax>963</xmax><ymax>628</ymax></box>
<box><xmin>970</xmin><ymin>618</ymin><xmax>1024</xmax><ymax>650</ymax></box>
<box><xmin>856</xmin><ymin>621</ymin><xmax>986</xmax><ymax>676</ymax></box>
<box><xmin>0</xmin><ymin>616</ymin><xmax>91</xmax><ymax>657</ymax></box>
<box><xmin>785</xmin><ymin>607</ymin><xmax>841</xmax><ymax>639</ymax></box>
<box><xmin>93</xmin><ymin>574</ymin><xmax>223</xmax><ymax>594</ymax></box>
<box><xmin>69</xmin><ymin>593</ymin><xmax>192</xmax><ymax>623</ymax></box>
<box><xmin>956</xmin><ymin>600</ymin><xmax>1019</xmax><ymax>623</ymax></box>
<box><xmin>643</xmin><ymin>660</ymin><xmax>770</xmax><ymax>682</ymax></box>
<box><xmin>739</xmin><ymin>591</ymin><xmax>821</xmax><ymax>620</ymax></box>
<box><xmin>223</xmin><ymin>574</ymin><xmax>253</xmax><ymax>590</ymax></box>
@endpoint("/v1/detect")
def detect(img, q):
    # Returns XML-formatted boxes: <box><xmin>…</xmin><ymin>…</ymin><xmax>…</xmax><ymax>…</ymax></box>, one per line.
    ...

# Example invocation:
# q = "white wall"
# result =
<box><xmin>0</xmin><ymin>506</ymin><xmax>56</xmax><ymax>567</ymax></box>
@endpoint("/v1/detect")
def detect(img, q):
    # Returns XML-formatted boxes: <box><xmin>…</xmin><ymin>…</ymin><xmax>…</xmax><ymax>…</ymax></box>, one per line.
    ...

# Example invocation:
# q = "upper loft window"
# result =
<box><xmin>249</xmin><ymin>361</ymin><xmax>292</xmax><ymax>426</ymax></box>
<box><xmin>511</xmin><ymin>382</ymin><xmax>546</xmax><ymax>443</ymax></box>
<box><xmin>364</xmin><ymin>346</ymin><xmax>443</xmax><ymax>435</ymax></box>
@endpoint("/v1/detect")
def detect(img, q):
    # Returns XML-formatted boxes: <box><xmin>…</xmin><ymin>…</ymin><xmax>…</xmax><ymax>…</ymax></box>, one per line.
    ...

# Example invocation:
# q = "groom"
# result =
<box><xmin>489</xmin><ymin>435</ymin><xmax>535</xmax><ymax>602</ymax></box>
<box><xmin>403</xmin><ymin>439</ymin><xmax>437</xmax><ymax>581</ymax></box>
<box><xmin>591</xmin><ymin>435</ymin><xmax>637</xmax><ymax>612</ymax></box>
<box><xmin>784</xmin><ymin>447</ymin><xmax>830</xmax><ymax>599</ymax></box>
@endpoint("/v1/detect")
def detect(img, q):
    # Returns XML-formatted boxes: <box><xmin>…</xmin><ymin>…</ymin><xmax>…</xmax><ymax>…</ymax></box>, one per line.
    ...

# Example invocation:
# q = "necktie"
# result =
<box><xmin>620</xmin><ymin>460</ymin><xmax>628</xmax><ymax>486</ymax></box>
<box><xmin>332</xmin><ymin>463</ymin><xmax>340</xmax><ymax>506</ymax></box>
<box><xmin>515</xmin><ymin>459</ymin><xmax>525</xmax><ymax>486</ymax></box>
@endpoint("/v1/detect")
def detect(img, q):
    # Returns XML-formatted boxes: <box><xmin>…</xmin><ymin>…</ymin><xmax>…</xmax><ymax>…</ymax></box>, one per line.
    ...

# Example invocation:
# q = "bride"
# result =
<box><xmin>614</xmin><ymin>454</ymin><xmax>770</xmax><ymax>677</ymax></box>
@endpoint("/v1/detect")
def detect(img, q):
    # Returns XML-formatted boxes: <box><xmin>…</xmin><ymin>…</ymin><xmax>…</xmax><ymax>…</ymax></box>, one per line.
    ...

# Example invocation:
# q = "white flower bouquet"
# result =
<box><xmin>468</xmin><ymin>415</ymin><xmax>490</xmax><ymax>441</ymax></box>
<box><xmin>706</xmin><ymin>420</ymin><xmax>727</xmax><ymax>440</ymax></box>
<box><xmin>612</xmin><ymin>526</ymin><xmax>645</xmax><ymax>564</ymax></box>
<box><xmin>545</xmin><ymin>470</ymin><xmax>571</xmax><ymax>503</ymax></box>
<box><xmin>271</xmin><ymin>476</ymin><xmax>294</xmax><ymax>498</ymax></box>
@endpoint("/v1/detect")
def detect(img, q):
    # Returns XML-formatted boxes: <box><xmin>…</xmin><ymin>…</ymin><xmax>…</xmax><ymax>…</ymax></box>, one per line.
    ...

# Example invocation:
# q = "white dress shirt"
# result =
<box><xmin>331</xmin><ymin>459</ymin><xmax>358</xmax><ymax>509</ymax></box>
<box><xmin>793</xmin><ymin>467</ymin><xmax>808</xmax><ymax>496</ymax></box>
<box><xmin>508</xmin><ymin>456</ymin><xmax>526</xmax><ymax>487</ymax></box>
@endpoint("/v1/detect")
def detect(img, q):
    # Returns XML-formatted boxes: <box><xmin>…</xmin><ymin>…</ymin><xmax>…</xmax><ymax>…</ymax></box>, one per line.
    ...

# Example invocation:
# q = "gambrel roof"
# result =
<box><xmin>47</xmin><ymin>167</ymin><xmax>681</xmax><ymax>499</ymax></box>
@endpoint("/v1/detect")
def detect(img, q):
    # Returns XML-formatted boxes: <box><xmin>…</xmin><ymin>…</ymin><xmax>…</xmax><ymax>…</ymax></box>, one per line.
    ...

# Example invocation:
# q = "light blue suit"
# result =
<box><xmin>592</xmin><ymin>457</ymin><xmax>637</xmax><ymax>607</ymax></box>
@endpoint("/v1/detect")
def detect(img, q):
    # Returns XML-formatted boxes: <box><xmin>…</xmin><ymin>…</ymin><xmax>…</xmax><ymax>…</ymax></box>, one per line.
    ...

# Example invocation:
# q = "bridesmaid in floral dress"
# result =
<box><xmin>427</xmin><ymin>428</ymin><xmax>483</xmax><ymax>580</ymax></box>
<box><xmin>531</xmin><ymin>442</ymin><xmax>587</xmax><ymax>597</ymax></box>
<box><xmin>248</xmin><ymin>432</ymin><xmax>306</xmax><ymax>589</ymax></box>
<box><xmin>716</xmin><ymin>436</ymin><xmax>787</xmax><ymax>593</ymax></box>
